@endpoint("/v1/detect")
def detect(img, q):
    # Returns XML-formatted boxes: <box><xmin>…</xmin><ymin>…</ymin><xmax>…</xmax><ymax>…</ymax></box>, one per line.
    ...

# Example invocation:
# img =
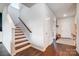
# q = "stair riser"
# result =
<box><xmin>15</xmin><ymin>35</ymin><xmax>25</xmax><ymax>38</ymax></box>
<box><xmin>15</xmin><ymin>30</ymin><xmax>22</xmax><ymax>32</ymax></box>
<box><xmin>15</xmin><ymin>37</ymin><xmax>26</xmax><ymax>39</ymax></box>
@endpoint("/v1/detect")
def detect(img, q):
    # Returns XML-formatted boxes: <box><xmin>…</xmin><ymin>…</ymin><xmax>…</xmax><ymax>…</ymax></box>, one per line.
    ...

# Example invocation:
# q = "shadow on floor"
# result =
<box><xmin>0</xmin><ymin>43</ymin><xmax>10</xmax><ymax>56</ymax></box>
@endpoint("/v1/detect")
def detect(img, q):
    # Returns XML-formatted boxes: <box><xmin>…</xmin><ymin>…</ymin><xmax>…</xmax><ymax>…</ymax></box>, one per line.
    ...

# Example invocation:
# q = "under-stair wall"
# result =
<box><xmin>20</xmin><ymin>3</ymin><xmax>56</xmax><ymax>51</ymax></box>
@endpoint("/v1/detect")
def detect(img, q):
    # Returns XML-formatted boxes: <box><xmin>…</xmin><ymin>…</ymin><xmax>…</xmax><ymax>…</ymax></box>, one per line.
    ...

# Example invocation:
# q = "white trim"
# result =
<box><xmin>31</xmin><ymin>41</ymin><xmax>53</xmax><ymax>52</ymax></box>
<box><xmin>31</xmin><ymin>44</ymin><xmax>46</xmax><ymax>52</ymax></box>
<box><xmin>76</xmin><ymin>47</ymin><xmax>79</xmax><ymax>54</ymax></box>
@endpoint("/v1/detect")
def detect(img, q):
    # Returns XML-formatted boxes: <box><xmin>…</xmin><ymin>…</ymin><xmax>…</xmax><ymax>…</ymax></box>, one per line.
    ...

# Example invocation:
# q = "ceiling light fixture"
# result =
<box><xmin>64</xmin><ymin>14</ymin><xmax>67</xmax><ymax>17</ymax></box>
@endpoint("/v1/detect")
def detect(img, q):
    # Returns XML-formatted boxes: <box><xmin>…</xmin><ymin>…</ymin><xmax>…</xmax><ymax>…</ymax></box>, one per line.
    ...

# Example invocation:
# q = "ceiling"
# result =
<box><xmin>0</xmin><ymin>3</ymin><xmax>76</xmax><ymax>18</ymax></box>
<box><xmin>23</xmin><ymin>3</ymin><xmax>76</xmax><ymax>19</ymax></box>
<box><xmin>23</xmin><ymin>3</ymin><xmax>35</xmax><ymax>8</ymax></box>
<box><xmin>47</xmin><ymin>3</ymin><xmax>76</xmax><ymax>18</ymax></box>
<box><xmin>0</xmin><ymin>3</ymin><xmax>9</xmax><ymax>12</ymax></box>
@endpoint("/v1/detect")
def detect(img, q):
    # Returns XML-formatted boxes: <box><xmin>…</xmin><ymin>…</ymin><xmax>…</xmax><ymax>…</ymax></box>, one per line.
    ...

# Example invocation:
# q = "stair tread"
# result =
<box><xmin>15</xmin><ymin>43</ymin><xmax>30</xmax><ymax>50</ymax></box>
<box><xmin>15</xmin><ymin>44</ymin><xmax>31</xmax><ymax>54</ymax></box>
<box><xmin>15</xmin><ymin>41</ymin><xmax>29</xmax><ymax>47</ymax></box>
<box><xmin>15</xmin><ymin>32</ymin><xmax>23</xmax><ymax>34</ymax></box>
<box><xmin>15</xmin><ymin>33</ymin><xmax>24</xmax><ymax>36</ymax></box>
<box><xmin>15</xmin><ymin>38</ymin><xmax>27</xmax><ymax>42</ymax></box>
<box><xmin>15</xmin><ymin>39</ymin><xmax>28</xmax><ymax>44</ymax></box>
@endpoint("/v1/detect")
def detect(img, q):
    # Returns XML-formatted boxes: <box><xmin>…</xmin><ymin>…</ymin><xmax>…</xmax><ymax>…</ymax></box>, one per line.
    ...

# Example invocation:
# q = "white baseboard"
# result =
<box><xmin>31</xmin><ymin>40</ymin><xmax>53</xmax><ymax>52</ymax></box>
<box><xmin>61</xmin><ymin>37</ymin><xmax>72</xmax><ymax>39</ymax></box>
<box><xmin>76</xmin><ymin>47</ymin><xmax>79</xmax><ymax>54</ymax></box>
<box><xmin>31</xmin><ymin>44</ymin><xmax>46</xmax><ymax>52</ymax></box>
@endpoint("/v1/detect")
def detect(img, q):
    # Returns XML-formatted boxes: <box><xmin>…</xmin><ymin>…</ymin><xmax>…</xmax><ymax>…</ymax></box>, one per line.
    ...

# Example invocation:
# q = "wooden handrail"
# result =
<box><xmin>18</xmin><ymin>17</ymin><xmax>32</xmax><ymax>33</ymax></box>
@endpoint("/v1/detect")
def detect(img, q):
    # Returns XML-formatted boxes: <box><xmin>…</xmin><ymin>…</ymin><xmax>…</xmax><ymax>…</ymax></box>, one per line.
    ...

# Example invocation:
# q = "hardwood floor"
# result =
<box><xmin>0</xmin><ymin>43</ymin><xmax>79</xmax><ymax>56</ymax></box>
<box><xmin>55</xmin><ymin>43</ymin><xmax>78</xmax><ymax>56</ymax></box>
<box><xmin>16</xmin><ymin>43</ymin><xmax>79</xmax><ymax>56</ymax></box>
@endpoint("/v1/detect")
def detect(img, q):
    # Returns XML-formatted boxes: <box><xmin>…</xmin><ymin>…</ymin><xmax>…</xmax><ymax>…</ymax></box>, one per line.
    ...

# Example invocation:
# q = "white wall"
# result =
<box><xmin>0</xmin><ymin>4</ymin><xmax>9</xmax><ymax>42</ymax></box>
<box><xmin>0</xmin><ymin>32</ymin><xmax>2</xmax><ymax>42</ymax></box>
<box><xmin>57</xmin><ymin>17</ymin><xmax>74</xmax><ymax>38</ymax></box>
<box><xmin>20</xmin><ymin>4</ymin><xmax>45</xmax><ymax>50</ymax></box>
<box><xmin>43</xmin><ymin>5</ymin><xmax>56</xmax><ymax>49</ymax></box>
<box><xmin>2</xmin><ymin>7</ymin><xmax>15</xmax><ymax>54</ymax></box>
<box><xmin>76</xmin><ymin>4</ymin><xmax>79</xmax><ymax>53</ymax></box>
<box><xmin>20</xmin><ymin>4</ymin><xmax>56</xmax><ymax>51</ymax></box>
<box><xmin>8</xmin><ymin>5</ymin><xmax>20</xmax><ymax>25</ymax></box>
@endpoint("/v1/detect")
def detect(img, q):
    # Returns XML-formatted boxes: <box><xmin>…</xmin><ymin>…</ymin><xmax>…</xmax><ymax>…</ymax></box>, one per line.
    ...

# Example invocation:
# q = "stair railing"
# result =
<box><xmin>18</xmin><ymin>17</ymin><xmax>32</xmax><ymax>33</ymax></box>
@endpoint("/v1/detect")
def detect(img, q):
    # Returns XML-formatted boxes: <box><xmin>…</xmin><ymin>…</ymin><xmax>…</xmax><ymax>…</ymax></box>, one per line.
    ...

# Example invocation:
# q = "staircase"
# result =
<box><xmin>14</xmin><ymin>25</ymin><xmax>31</xmax><ymax>55</ymax></box>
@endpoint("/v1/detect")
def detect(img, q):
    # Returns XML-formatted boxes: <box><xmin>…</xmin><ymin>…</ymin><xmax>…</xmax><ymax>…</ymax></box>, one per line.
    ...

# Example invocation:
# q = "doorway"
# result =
<box><xmin>56</xmin><ymin>17</ymin><xmax>77</xmax><ymax>47</ymax></box>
